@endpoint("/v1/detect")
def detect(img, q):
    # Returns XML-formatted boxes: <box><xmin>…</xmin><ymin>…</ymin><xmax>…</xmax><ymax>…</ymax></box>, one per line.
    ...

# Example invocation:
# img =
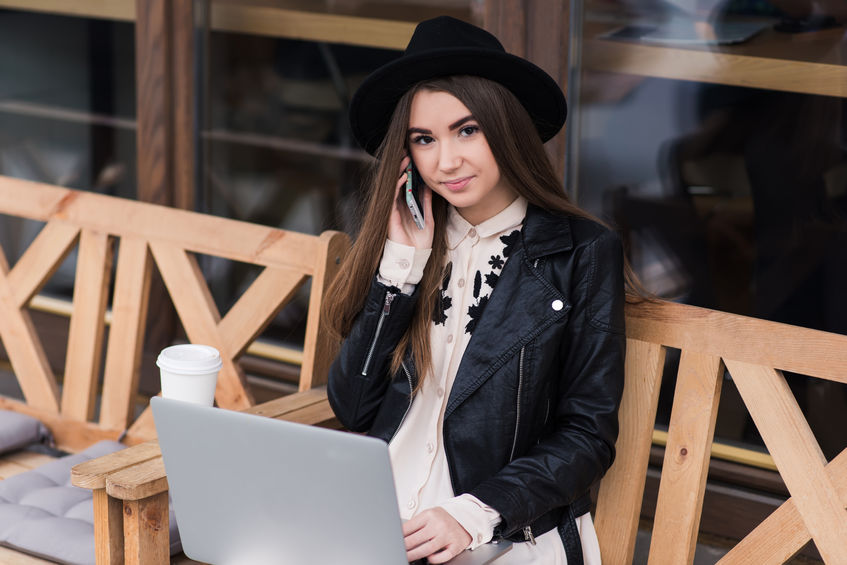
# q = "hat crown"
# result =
<box><xmin>405</xmin><ymin>16</ymin><xmax>505</xmax><ymax>56</ymax></box>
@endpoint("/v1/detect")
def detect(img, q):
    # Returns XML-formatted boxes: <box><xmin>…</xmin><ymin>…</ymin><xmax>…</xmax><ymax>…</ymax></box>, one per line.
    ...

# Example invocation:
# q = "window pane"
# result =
<box><xmin>569</xmin><ymin>0</ymin><xmax>847</xmax><ymax>458</ymax></box>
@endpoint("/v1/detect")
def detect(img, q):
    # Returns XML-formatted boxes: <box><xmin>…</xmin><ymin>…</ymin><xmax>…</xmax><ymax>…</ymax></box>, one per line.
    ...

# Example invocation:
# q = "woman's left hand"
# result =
<box><xmin>403</xmin><ymin>507</ymin><xmax>472</xmax><ymax>563</ymax></box>
<box><xmin>388</xmin><ymin>156</ymin><xmax>434</xmax><ymax>250</ymax></box>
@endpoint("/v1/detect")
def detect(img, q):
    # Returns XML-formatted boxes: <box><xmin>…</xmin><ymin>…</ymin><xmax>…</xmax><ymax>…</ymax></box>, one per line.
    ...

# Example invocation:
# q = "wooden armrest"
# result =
<box><xmin>73</xmin><ymin>387</ymin><xmax>338</xmax><ymax>565</ymax></box>
<box><xmin>106</xmin><ymin>457</ymin><xmax>169</xmax><ymax>501</ymax></box>
<box><xmin>73</xmin><ymin>386</ymin><xmax>337</xmax><ymax>499</ymax></box>
<box><xmin>247</xmin><ymin>386</ymin><xmax>340</xmax><ymax>428</ymax></box>
<box><xmin>71</xmin><ymin>441</ymin><xmax>162</xmax><ymax>490</ymax></box>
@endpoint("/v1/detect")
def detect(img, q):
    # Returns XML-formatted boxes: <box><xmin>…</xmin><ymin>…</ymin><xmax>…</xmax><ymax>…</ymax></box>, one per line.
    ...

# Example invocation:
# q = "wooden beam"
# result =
<box><xmin>299</xmin><ymin>231</ymin><xmax>349</xmax><ymax>391</ymax></box>
<box><xmin>0</xmin><ymin>246</ymin><xmax>60</xmax><ymax>414</ymax></box>
<box><xmin>171</xmin><ymin>0</ymin><xmax>195</xmax><ymax>211</ymax></box>
<box><xmin>135</xmin><ymin>0</ymin><xmax>172</xmax><ymax>206</ymax></box>
<box><xmin>6</xmin><ymin>221</ymin><xmax>80</xmax><ymax>307</ymax></box>
<box><xmin>0</xmin><ymin>178</ymin><xmax>324</xmax><ymax>272</ymax></box>
<box><xmin>625</xmin><ymin>299</ymin><xmax>847</xmax><ymax>385</ymax></box>
<box><xmin>99</xmin><ymin>238</ymin><xmax>153</xmax><ymax>431</ymax></box>
<box><xmin>595</xmin><ymin>339</ymin><xmax>666</xmax><ymax>564</ymax></box>
<box><xmin>484</xmin><ymin>0</ymin><xmax>569</xmax><ymax>177</ymax></box>
<box><xmin>649</xmin><ymin>352</ymin><xmax>723</xmax><ymax>564</ymax></box>
<box><xmin>62</xmin><ymin>229</ymin><xmax>114</xmax><ymax>422</ymax></box>
<box><xmin>148</xmin><ymin>242</ymin><xmax>253</xmax><ymax>409</ymax></box>
<box><xmin>93</xmin><ymin>489</ymin><xmax>125</xmax><ymax>565</ymax></box>
<box><xmin>122</xmin><ymin>491</ymin><xmax>170</xmax><ymax>565</ymax></box>
<box><xmin>727</xmin><ymin>360</ymin><xmax>847</xmax><ymax>562</ymax></box>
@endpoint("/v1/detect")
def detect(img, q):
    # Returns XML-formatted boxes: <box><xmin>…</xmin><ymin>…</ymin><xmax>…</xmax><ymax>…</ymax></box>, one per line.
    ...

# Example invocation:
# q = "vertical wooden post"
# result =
<box><xmin>172</xmin><ymin>0</ymin><xmax>196</xmax><ymax>212</ymax></box>
<box><xmin>649</xmin><ymin>351</ymin><xmax>724</xmax><ymax>565</ymax></box>
<box><xmin>62</xmin><ymin>230</ymin><xmax>114</xmax><ymax>422</ymax></box>
<box><xmin>299</xmin><ymin>232</ymin><xmax>350</xmax><ymax>391</ymax></box>
<box><xmin>123</xmin><ymin>492</ymin><xmax>170</xmax><ymax>565</ymax></box>
<box><xmin>135</xmin><ymin>0</ymin><xmax>195</xmax><ymax>208</ymax></box>
<box><xmin>135</xmin><ymin>0</ymin><xmax>196</xmax><ymax>391</ymax></box>
<box><xmin>595</xmin><ymin>339</ymin><xmax>667</xmax><ymax>564</ymax></box>
<box><xmin>483</xmin><ymin>0</ymin><xmax>569</xmax><ymax>178</ymax></box>
<box><xmin>93</xmin><ymin>489</ymin><xmax>124</xmax><ymax>565</ymax></box>
<box><xmin>136</xmin><ymin>0</ymin><xmax>173</xmax><ymax>207</ymax></box>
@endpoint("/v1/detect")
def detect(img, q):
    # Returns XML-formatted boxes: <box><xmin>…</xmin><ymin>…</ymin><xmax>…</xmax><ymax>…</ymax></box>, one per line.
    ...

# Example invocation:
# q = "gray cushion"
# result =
<box><xmin>0</xmin><ymin>440</ymin><xmax>182</xmax><ymax>565</ymax></box>
<box><xmin>0</xmin><ymin>411</ymin><xmax>51</xmax><ymax>454</ymax></box>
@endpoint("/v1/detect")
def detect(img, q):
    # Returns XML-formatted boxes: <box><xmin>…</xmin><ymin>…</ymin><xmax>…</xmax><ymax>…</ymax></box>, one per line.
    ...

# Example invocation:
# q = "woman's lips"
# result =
<box><xmin>443</xmin><ymin>176</ymin><xmax>472</xmax><ymax>191</ymax></box>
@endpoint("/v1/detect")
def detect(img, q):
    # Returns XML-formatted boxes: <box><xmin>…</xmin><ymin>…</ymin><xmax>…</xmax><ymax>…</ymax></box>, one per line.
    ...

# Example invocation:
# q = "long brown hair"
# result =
<box><xmin>324</xmin><ymin>75</ymin><xmax>641</xmax><ymax>388</ymax></box>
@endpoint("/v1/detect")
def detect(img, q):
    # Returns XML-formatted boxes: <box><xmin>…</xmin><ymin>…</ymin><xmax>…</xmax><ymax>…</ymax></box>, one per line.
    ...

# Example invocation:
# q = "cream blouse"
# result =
<box><xmin>378</xmin><ymin>197</ymin><xmax>601</xmax><ymax>564</ymax></box>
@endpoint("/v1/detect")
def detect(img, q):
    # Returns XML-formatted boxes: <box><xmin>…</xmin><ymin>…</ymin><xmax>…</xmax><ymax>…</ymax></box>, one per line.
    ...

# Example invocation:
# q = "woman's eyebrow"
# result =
<box><xmin>407</xmin><ymin>115</ymin><xmax>476</xmax><ymax>136</ymax></box>
<box><xmin>448</xmin><ymin>115</ymin><xmax>475</xmax><ymax>130</ymax></box>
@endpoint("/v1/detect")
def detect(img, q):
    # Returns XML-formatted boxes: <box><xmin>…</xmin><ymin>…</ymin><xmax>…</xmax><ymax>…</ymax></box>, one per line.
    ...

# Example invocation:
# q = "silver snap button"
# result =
<box><xmin>552</xmin><ymin>299</ymin><xmax>564</xmax><ymax>311</ymax></box>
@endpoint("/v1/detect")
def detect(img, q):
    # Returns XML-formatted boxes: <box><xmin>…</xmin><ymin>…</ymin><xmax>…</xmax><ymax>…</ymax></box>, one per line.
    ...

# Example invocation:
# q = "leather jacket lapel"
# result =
<box><xmin>445</xmin><ymin>245</ymin><xmax>570</xmax><ymax>419</ymax></box>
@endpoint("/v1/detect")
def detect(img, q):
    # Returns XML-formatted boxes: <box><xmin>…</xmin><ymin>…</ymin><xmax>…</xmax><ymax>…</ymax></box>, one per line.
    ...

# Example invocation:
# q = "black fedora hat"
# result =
<box><xmin>349</xmin><ymin>16</ymin><xmax>567</xmax><ymax>155</ymax></box>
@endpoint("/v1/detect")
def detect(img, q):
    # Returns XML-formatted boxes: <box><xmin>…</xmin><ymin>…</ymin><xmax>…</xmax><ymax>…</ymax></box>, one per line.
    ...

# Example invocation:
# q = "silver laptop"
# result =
<box><xmin>151</xmin><ymin>397</ymin><xmax>511</xmax><ymax>565</ymax></box>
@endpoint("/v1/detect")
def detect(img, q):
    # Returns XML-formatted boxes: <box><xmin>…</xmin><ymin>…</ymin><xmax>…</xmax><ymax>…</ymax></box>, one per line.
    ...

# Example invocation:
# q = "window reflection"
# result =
<box><xmin>573</xmin><ymin>0</ymin><xmax>847</xmax><ymax>457</ymax></box>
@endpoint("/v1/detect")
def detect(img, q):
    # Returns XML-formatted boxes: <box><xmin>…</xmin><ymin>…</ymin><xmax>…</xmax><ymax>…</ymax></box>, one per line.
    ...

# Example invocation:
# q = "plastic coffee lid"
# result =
<box><xmin>156</xmin><ymin>344</ymin><xmax>223</xmax><ymax>375</ymax></box>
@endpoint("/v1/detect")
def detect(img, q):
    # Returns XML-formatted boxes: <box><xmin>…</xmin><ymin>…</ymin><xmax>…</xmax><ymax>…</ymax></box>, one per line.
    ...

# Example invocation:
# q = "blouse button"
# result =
<box><xmin>447</xmin><ymin>334</ymin><xmax>454</xmax><ymax>344</ymax></box>
<box><xmin>458</xmin><ymin>278</ymin><xmax>465</xmax><ymax>288</ymax></box>
<box><xmin>468</xmin><ymin>228</ymin><xmax>477</xmax><ymax>238</ymax></box>
<box><xmin>552</xmin><ymin>299</ymin><xmax>564</xmax><ymax>311</ymax></box>
<box><xmin>426</xmin><ymin>442</ymin><xmax>434</xmax><ymax>453</ymax></box>
<box><xmin>407</xmin><ymin>499</ymin><xmax>416</xmax><ymax>510</ymax></box>
<box><xmin>397</xmin><ymin>259</ymin><xmax>410</xmax><ymax>270</ymax></box>
<box><xmin>437</xmin><ymin>387</ymin><xmax>444</xmax><ymax>397</ymax></box>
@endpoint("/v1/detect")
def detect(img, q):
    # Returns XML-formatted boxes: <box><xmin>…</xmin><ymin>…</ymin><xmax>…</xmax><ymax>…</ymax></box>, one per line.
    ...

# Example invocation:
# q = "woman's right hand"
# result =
<box><xmin>389</xmin><ymin>156</ymin><xmax>434</xmax><ymax>249</ymax></box>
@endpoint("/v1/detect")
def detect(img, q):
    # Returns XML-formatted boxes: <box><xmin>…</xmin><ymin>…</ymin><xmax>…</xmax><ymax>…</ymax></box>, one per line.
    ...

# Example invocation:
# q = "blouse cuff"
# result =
<box><xmin>377</xmin><ymin>239</ymin><xmax>431</xmax><ymax>294</ymax></box>
<box><xmin>439</xmin><ymin>494</ymin><xmax>502</xmax><ymax>550</ymax></box>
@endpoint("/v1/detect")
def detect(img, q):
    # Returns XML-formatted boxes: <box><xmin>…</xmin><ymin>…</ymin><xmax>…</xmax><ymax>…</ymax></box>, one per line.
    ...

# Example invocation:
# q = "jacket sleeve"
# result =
<box><xmin>470</xmin><ymin>229</ymin><xmax>626</xmax><ymax>535</ymax></box>
<box><xmin>326</xmin><ymin>278</ymin><xmax>419</xmax><ymax>433</ymax></box>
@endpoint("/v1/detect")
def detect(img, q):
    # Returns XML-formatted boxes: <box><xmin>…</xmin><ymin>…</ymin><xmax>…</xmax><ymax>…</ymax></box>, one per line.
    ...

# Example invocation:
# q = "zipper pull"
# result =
<box><xmin>523</xmin><ymin>526</ymin><xmax>536</xmax><ymax>545</ymax></box>
<box><xmin>383</xmin><ymin>292</ymin><xmax>395</xmax><ymax>314</ymax></box>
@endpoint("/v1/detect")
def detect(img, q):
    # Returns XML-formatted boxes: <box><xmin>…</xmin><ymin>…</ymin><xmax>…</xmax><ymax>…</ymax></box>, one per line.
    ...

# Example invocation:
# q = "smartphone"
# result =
<box><xmin>405</xmin><ymin>162</ymin><xmax>425</xmax><ymax>230</ymax></box>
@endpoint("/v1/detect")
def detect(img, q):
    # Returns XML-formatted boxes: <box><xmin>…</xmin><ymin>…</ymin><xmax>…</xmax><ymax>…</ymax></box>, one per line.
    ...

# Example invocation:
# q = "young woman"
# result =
<box><xmin>325</xmin><ymin>16</ymin><xmax>626</xmax><ymax>564</ymax></box>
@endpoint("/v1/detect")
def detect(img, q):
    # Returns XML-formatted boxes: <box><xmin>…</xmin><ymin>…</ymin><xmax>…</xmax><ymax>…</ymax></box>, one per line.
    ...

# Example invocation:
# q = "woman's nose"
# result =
<box><xmin>438</xmin><ymin>141</ymin><xmax>462</xmax><ymax>171</ymax></box>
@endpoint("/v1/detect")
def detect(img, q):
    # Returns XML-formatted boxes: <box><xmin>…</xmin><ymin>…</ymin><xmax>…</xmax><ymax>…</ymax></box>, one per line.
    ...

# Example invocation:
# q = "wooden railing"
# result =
<box><xmin>595</xmin><ymin>299</ymin><xmax>847</xmax><ymax>563</ymax></box>
<box><xmin>0</xmin><ymin>176</ymin><xmax>349</xmax><ymax>450</ymax></box>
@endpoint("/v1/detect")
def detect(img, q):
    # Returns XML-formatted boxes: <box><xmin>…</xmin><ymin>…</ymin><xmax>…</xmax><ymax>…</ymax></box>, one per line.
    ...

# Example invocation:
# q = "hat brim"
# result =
<box><xmin>349</xmin><ymin>47</ymin><xmax>567</xmax><ymax>155</ymax></box>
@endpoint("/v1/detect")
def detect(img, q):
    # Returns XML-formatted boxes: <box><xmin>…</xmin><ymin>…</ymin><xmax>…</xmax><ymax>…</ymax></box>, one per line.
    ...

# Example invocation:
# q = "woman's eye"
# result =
<box><xmin>459</xmin><ymin>125</ymin><xmax>479</xmax><ymax>137</ymax></box>
<box><xmin>411</xmin><ymin>135</ymin><xmax>434</xmax><ymax>145</ymax></box>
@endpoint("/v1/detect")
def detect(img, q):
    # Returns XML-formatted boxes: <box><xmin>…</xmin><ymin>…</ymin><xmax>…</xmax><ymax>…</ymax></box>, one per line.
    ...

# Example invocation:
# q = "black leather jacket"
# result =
<box><xmin>327</xmin><ymin>204</ymin><xmax>625</xmax><ymax>559</ymax></box>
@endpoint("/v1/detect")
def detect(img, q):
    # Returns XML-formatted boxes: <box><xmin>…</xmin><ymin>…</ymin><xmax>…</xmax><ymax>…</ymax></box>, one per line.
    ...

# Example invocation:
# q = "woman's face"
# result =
<box><xmin>407</xmin><ymin>89</ymin><xmax>517</xmax><ymax>225</ymax></box>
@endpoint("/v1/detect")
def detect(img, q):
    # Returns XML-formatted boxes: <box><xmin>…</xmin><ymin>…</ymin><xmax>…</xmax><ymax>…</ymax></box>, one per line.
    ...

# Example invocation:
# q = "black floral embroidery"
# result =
<box><xmin>433</xmin><ymin>262</ymin><xmax>453</xmax><ymax>325</ymax></box>
<box><xmin>484</xmin><ymin>272</ymin><xmax>499</xmax><ymax>288</ymax></box>
<box><xmin>464</xmin><ymin>232</ymin><xmax>518</xmax><ymax>334</ymax></box>
<box><xmin>465</xmin><ymin>295</ymin><xmax>489</xmax><ymax>334</ymax></box>
<box><xmin>500</xmin><ymin>230</ymin><xmax>521</xmax><ymax>257</ymax></box>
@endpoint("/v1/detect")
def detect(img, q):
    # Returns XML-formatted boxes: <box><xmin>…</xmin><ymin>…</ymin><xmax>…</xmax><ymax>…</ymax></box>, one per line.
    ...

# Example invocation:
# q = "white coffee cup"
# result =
<box><xmin>156</xmin><ymin>344</ymin><xmax>222</xmax><ymax>406</ymax></box>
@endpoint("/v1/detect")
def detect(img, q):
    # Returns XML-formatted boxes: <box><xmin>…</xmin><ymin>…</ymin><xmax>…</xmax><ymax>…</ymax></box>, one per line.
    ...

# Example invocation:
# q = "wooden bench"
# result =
<box><xmin>0</xmin><ymin>176</ymin><xmax>349</xmax><ymax>562</ymax></box>
<box><xmin>596</xmin><ymin>299</ymin><xmax>847</xmax><ymax>564</ymax></box>
<box><xmin>73</xmin><ymin>296</ymin><xmax>847</xmax><ymax>563</ymax></box>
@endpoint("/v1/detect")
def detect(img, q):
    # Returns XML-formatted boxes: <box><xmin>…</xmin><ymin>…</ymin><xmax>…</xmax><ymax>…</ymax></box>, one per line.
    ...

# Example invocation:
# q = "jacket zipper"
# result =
<box><xmin>508</xmin><ymin>346</ymin><xmax>525</xmax><ymax>462</ymax></box>
<box><xmin>388</xmin><ymin>362</ymin><xmax>415</xmax><ymax>444</ymax></box>
<box><xmin>361</xmin><ymin>291</ymin><xmax>395</xmax><ymax>376</ymax></box>
<box><xmin>511</xmin><ymin>347</ymin><xmax>537</xmax><ymax>546</ymax></box>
